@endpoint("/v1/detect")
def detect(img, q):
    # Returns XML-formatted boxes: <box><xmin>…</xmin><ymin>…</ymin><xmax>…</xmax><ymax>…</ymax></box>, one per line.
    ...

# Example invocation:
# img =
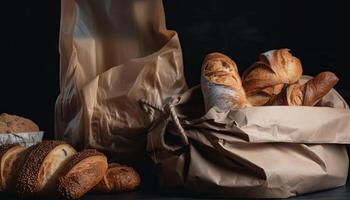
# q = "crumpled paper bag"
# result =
<box><xmin>145</xmin><ymin>76</ymin><xmax>350</xmax><ymax>198</ymax></box>
<box><xmin>55</xmin><ymin>0</ymin><xmax>187</xmax><ymax>158</ymax></box>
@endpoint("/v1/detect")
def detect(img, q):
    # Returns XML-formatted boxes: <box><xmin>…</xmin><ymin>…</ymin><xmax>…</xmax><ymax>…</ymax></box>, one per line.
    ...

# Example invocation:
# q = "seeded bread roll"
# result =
<box><xmin>0</xmin><ymin>144</ymin><xmax>26</xmax><ymax>192</ymax></box>
<box><xmin>0</xmin><ymin>113</ymin><xmax>39</xmax><ymax>134</ymax></box>
<box><xmin>93</xmin><ymin>163</ymin><xmax>141</xmax><ymax>193</ymax></box>
<box><xmin>57</xmin><ymin>149</ymin><xmax>108</xmax><ymax>200</ymax></box>
<box><xmin>16</xmin><ymin>140</ymin><xmax>77</xmax><ymax>196</ymax></box>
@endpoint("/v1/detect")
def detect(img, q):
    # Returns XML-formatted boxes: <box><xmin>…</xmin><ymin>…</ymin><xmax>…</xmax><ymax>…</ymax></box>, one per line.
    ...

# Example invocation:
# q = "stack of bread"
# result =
<box><xmin>0</xmin><ymin>141</ymin><xmax>140</xmax><ymax>199</ymax></box>
<box><xmin>201</xmin><ymin>48</ymin><xmax>339</xmax><ymax>111</ymax></box>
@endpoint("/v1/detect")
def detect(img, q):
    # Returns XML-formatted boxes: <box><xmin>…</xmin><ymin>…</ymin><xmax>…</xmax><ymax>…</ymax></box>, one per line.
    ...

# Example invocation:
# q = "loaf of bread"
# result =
<box><xmin>93</xmin><ymin>163</ymin><xmax>141</xmax><ymax>193</ymax></box>
<box><xmin>0</xmin><ymin>113</ymin><xmax>39</xmax><ymax>134</ymax></box>
<box><xmin>16</xmin><ymin>141</ymin><xmax>77</xmax><ymax>196</ymax></box>
<box><xmin>271</xmin><ymin>72</ymin><xmax>339</xmax><ymax>106</ymax></box>
<box><xmin>0</xmin><ymin>144</ymin><xmax>27</xmax><ymax>192</ymax></box>
<box><xmin>242</xmin><ymin>49</ymin><xmax>303</xmax><ymax>106</ymax></box>
<box><xmin>201</xmin><ymin>52</ymin><xmax>251</xmax><ymax>111</ymax></box>
<box><xmin>57</xmin><ymin>149</ymin><xmax>108</xmax><ymax>200</ymax></box>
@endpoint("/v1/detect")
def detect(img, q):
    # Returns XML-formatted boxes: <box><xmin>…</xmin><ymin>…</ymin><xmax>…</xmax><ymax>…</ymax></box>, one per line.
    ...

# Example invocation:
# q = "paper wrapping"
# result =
<box><xmin>145</xmin><ymin>76</ymin><xmax>350</xmax><ymax>198</ymax></box>
<box><xmin>55</xmin><ymin>0</ymin><xmax>187</xmax><ymax>158</ymax></box>
<box><xmin>0</xmin><ymin>131</ymin><xmax>44</xmax><ymax>147</ymax></box>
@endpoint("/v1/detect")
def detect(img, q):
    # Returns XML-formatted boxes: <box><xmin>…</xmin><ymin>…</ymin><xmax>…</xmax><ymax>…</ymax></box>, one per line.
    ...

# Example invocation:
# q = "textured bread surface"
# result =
<box><xmin>0</xmin><ymin>144</ymin><xmax>26</xmax><ymax>192</ymax></box>
<box><xmin>0</xmin><ymin>113</ymin><xmax>39</xmax><ymax>134</ymax></box>
<box><xmin>201</xmin><ymin>52</ymin><xmax>251</xmax><ymax>111</ymax></box>
<box><xmin>242</xmin><ymin>49</ymin><xmax>303</xmax><ymax>106</ymax></box>
<box><xmin>271</xmin><ymin>72</ymin><xmax>339</xmax><ymax>106</ymax></box>
<box><xmin>57</xmin><ymin>149</ymin><xmax>108</xmax><ymax>200</ymax></box>
<box><xmin>94</xmin><ymin>163</ymin><xmax>141</xmax><ymax>193</ymax></box>
<box><xmin>16</xmin><ymin>140</ymin><xmax>76</xmax><ymax>195</ymax></box>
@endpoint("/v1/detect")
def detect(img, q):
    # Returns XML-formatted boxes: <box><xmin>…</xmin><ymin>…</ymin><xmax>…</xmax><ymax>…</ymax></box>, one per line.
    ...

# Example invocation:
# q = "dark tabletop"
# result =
<box><xmin>1</xmin><ymin>184</ymin><xmax>349</xmax><ymax>200</ymax></box>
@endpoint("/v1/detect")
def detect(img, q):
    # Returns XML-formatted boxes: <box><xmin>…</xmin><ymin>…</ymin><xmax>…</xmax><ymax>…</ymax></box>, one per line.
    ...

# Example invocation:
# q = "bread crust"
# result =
<box><xmin>271</xmin><ymin>72</ymin><xmax>338</xmax><ymax>106</ymax></box>
<box><xmin>16</xmin><ymin>140</ymin><xmax>67</xmax><ymax>195</ymax></box>
<box><xmin>0</xmin><ymin>113</ymin><xmax>39</xmax><ymax>134</ymax></box>
<box><xmin>94</xmin><ymin>163</ymin><xmax>141</xmax><ymax>193</ymax></box>
<box><xmin>0</xmin><ymin>144</ymin><xmax>19</xmax><ymax>191</ymax></box>
<box><xmin>0</xmin><ymin>144</ymin><xmax>26</xmax><ymax>192</ymax></box>
<box><xmin>242</xmin><ymin>49</ymin><xmax>303</xmax><ymax>106</ymax></box>
<box><xmin>201</xmin><ymin>52</ymin><xmax>251</xmax><ymax>111</ymax></box>
<box><xmin>57</xmin><ymin>149</ymin><xmax>108</xmax><ymax>200</ymax></box>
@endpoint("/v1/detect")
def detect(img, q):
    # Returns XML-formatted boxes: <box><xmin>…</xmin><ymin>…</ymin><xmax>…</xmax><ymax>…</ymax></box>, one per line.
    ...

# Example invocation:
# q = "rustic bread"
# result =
<box><xmin>57</xmin><ymin>149</ymin><xmax>108</xmax><ymax>200</ymax></box>
<box><xmin>201</xmin><ymin>52</ymin><xmax>251</xmax><ymax>111</ymax></box>
<box><xmin>0</xmin><ymin>144</ymin><xmax>26</xmax><ymax>192</ymax></box>
<box><xmin>93</xmin><ymin>163</ymin><xmax>141</xmax><ymax>193</ymax></box>
<box><xmin>271</xmin><ymin>72</ymin><xmax>339</xmax><ymax>106</ymax></box>
<box><xmin>15</xmin><ymin>140</ymin><xmax>77</xmax><ymax>196</ymax></box>
<box><xmin>0</xmin><ymin>113</ymin><xmax>39</xmax><ymax>134</ymax></box>
<box><xmin>242</xmin><ymin>49</ymin><xmax>303</xmax><ymax>106</ymax></box>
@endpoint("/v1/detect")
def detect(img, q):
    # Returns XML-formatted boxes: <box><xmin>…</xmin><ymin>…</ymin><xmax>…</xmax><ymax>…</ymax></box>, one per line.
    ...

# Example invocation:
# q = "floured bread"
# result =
<box><xmin>16</xmin><ymin>140</ymin><xmax>77</xmax><ymax>196</ymax></box>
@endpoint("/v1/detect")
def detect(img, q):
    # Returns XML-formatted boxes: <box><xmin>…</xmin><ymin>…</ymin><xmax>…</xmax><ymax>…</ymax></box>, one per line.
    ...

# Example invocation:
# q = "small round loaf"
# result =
<box><xmin>16</xmin><ymin>140</ymin><xmax>77</xmax><ymax>196</ymax></box>
<box><xmin>57</xmin><ymin>149</ymin><xmax>108</xmax><ymax>200</ymax></box>
<box><xmin>0</xmin><ymin>113</ymin><xmax>39</xmax><ymax>133</ymax></box>
<box><xmin>93</xmin><ymin>163</ymin><xmax>141</xmax><ymax>193</ymax></box>
<box><xmin>0</xmin><ymin>144</ymin><xmax>26</xmax><ymax>192</ymax></box>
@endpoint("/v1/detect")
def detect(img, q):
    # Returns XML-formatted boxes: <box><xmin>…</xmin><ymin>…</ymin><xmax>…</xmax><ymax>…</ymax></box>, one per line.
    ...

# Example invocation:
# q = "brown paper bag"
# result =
<box><xmin>55</xmin><ymin>0</ymin><xmax>187</xmax><ymax>158</ymax></box>
<box><xmin>145</xmin><ymin>77</ymin><xmax>350</xmax><ymax>198</ymax></box>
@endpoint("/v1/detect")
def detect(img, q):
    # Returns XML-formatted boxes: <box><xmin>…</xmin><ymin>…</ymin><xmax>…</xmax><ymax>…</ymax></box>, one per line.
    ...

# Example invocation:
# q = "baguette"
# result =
<box><xmin>201</xmin><ymin>52</ymin><xmax>251</xmax><ymax>111</ymax></box>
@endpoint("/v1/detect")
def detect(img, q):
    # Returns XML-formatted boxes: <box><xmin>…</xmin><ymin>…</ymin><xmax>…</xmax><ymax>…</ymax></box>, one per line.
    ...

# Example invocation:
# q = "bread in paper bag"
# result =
<box><xmin>145</xmin><ymin>80</ymin><xmax>350</xmax><ymax>198</ymax></box>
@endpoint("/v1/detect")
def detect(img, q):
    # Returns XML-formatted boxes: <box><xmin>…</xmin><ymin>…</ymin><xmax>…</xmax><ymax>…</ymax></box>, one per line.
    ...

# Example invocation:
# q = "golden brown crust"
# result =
<box><xmin>16</xmin><ymin>140</ymin><xmax>66</xmax><ymax>195</ymax></box>
<box><xmin>201</xmin><ymin>52</ymin><xmax>251</xmax><ymax>110</ymax></box>
<box><xmin>271</xmin><ymin>72</ymin><xmax>338</xmax><ymax>106</ymax></box>
<box><xmin>0</xmin><ymin>144</ymin><xmax>20</xmax><ymax>191</ymax></box>
<box><xmin>242</xmin><ymin>49</ymin><xmax>303</xmax><ymax>106</ymax></box>
<box><xmin>57</xmin><ymin>149</ymin><xmax>108</xmax><ymax>200</ymax></box>
<box><xmin>302</xmin><ymin>71</ymin><xmax>339</xmax><ymax>106</ymax></box>
<box><xmin>93</xmin><ymin>163</ymin><xmax>141</xmax><ymax>193</ymax></box>
<box><xmin>0</xmin><ymin>113</ymin><xmax>39</xmax><ymax>134</ymax></box>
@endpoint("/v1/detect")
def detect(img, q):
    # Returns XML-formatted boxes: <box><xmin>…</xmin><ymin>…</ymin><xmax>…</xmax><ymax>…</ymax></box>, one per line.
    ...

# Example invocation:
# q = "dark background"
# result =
<box><xmin>0</xmin><ymin>0</ymin><xmax>349</xmax><ymax>138</ymax></box>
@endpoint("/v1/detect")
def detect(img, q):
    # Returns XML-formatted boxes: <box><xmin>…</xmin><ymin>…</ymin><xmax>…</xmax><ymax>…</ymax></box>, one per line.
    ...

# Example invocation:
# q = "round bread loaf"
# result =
<box><xmin>57</xmin><ymin>149</ymin><xmax>108</xmax><ymax>200</ymax></box>
<box><xmin>16</xmin><ymin>140</ymin><xmax>77</xmax><ymax>196</ymax></box>
<box><xmin>0</xmin><ymin>113</ymin><xmax>39</xmax><ymax>134</ymax></box>
<box><xmin>93</xmin><ymin>163</ymin><xmax>141</xmax><ymax>193</ymax></box>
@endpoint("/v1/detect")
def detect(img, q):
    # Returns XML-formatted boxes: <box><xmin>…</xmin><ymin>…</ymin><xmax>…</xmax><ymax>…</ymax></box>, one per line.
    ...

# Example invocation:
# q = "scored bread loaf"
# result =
<box><xmin>0</xmin><ymin>113</ymin><xmax>39</xmax><ymax>134</ymax></box>
<box><xmin>201</xmin><ymin>52</ymin><xmax>251</xmax><ymax>111</ymax></box>
<box><xmin>271</xmin><ymin>71</ymin><xmax>339</xmax><ymax>106</ymax></box>
<box><xmin>57</xmin><ymin>149</ymin><xmax>108</xmax><ymax>200</ymax></box>
<box><xmin>16</xmin><ymin>140</ymin><xmax>77</xmax><ymax>196</ymax></box>
<box><xmin>242</xmin><ymin>49</ymin><xmax>303</xmax><ymax>106</ymax></box>
<box><xmin>0</xmin><ymin>144</ymin><xmax>27</xmax><ymax>192</ymax></box>
<box><xmin>93</xmin><ymin>163</ymin><xmax>141</xmax><ymax>193</ymax></box>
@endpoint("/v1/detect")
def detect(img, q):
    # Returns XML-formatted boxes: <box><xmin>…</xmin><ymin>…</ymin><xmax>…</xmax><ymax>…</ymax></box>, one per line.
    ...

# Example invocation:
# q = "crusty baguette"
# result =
<box><xmin>93</xmin><ymin>163</ymin><xmax>141</xmax><ymax>193</ymax></box>
<box><xmin>201</xmin><ymin>52</ymin><xmax>251</xmax><ymax>111</ymax></box>
<box><xmin>57</xmin><ymin>149</ymin><xmax>108</xmax><ymax>200</ymax></box>
<box><xmin>16</xmin><ymin>140</ymin><xmax>77</xmax><ymax>196</ymax></box>
<box><xmin>0</xmin><ymin>113</ymin><xmax>39</xmax><ymax>134</ymax></box>
<box><xmin>271</xmin><ymin>72</ymin><xmax>339</xmax><ymax>106</ymax></box>
<box><xmin>242</xmin><ymin>49</ymin><xmax>303</xmax><ymax>106</ymax></box>
<box><xmin>0</xmin><ymin>144</ymin><xmax>26</xmax><ymax>192</ymax></box>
